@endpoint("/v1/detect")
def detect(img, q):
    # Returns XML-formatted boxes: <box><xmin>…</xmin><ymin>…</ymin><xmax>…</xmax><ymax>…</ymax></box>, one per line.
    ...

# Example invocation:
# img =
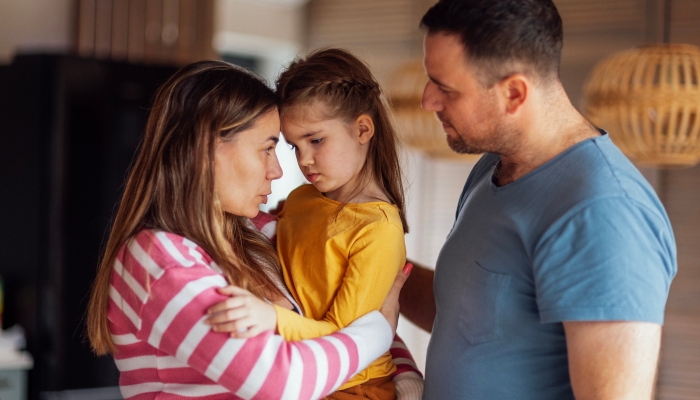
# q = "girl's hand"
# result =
<box><xmin>206</xmin><ymin>286</ymin><xmax>278</xmax><ymax>338</ymax></box>
<box><xmin>380</xmin><ymin>263</ymin><xmax>413</xmax><ymax>336</ymax></box>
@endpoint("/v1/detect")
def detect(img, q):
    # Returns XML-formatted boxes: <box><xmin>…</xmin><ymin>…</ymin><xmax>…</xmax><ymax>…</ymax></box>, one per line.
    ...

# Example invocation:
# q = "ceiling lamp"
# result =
<box><xmin>582</xmin><ymin>44</ymin><xmax>700</xmax><ymax>167</ymax></box>
<box><xmin>389</xmin><ymin>60</ymin><xmax>478</xmax><ymax>160</ymax></box>
<box><xmin>581</xmin><ymin>0</ymin><xmax>700</xmax><ymax>168</ymax></box>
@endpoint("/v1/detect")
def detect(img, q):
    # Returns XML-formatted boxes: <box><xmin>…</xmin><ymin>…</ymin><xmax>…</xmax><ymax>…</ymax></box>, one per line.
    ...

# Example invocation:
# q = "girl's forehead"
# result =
<box><xmin>281</xmin><ymin>101</ymin><xmax>333</xmax><ymax>123</ymax></box>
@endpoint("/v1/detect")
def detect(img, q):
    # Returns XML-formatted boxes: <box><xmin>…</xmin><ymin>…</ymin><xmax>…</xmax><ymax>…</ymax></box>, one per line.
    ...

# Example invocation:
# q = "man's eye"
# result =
<box><xmin>288</xmin><ymin>143</ymin><xmax>297</xmax><ymax>150</ymax></box>
<box><xmin>311</xmin><ymin>138</ymin><xmax>323</xmax><ymax>145</ymax></box>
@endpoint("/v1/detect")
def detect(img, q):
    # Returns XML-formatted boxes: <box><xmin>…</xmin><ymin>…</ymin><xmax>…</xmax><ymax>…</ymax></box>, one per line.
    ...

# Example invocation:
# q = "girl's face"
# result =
<box><xmin>281</xmin><ymin>106</ymin><xmax>374</xmax><ymax>202</ymax></box>
<box><xmin>214</xmin><ymin>110</ymin><xmax>283</xmax><ymax>218</ymax></box>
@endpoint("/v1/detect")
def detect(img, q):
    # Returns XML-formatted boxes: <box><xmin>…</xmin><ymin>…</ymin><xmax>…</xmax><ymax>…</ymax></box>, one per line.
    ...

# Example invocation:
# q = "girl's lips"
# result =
<box><xmin>306</xmin><ymin>173</ymin><xmax>320</xmax><ymax>183</ymax></box>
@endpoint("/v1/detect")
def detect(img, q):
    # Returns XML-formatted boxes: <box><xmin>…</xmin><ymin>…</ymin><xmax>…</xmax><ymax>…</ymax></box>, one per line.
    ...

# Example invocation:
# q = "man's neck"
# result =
<box><xmin>493</xmin><ymin>100</ymin><xmax>599</xmax><ymax>186</ymax></box>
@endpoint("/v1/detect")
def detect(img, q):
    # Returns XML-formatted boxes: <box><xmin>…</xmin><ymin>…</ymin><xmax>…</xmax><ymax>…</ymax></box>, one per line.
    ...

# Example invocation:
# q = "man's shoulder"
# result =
<box><xmin>542</xmin><ymin>135</ymin><xmax>660</xmax><ymax>211</ymax></box>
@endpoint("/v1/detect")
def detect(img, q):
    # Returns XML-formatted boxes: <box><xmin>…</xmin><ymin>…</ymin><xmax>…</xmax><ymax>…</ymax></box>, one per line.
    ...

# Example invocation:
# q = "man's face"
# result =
<box><xmin>422</xmin><ymin>32</ymin><xmax>517</xmax><ymax>155</ymax></box>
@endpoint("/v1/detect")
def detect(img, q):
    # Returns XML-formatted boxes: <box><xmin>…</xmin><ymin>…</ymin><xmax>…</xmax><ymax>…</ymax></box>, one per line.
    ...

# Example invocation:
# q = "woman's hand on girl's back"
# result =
<box><xmin>380</xmin><ymin>263</ymin><xmax>413</xmax><ymax>336</ymax></box>
<box><xmin>205</xmin><ymin>286</ymin><xmax>278</xmax><ymax>338</ymax></box>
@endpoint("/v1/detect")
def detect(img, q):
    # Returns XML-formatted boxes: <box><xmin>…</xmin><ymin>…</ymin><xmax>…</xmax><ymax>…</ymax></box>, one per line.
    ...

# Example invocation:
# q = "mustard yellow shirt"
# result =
<box><xmin>274</xmin><ymin>184</ymin><xmax>405</xmax><ymax>390</ymax></box>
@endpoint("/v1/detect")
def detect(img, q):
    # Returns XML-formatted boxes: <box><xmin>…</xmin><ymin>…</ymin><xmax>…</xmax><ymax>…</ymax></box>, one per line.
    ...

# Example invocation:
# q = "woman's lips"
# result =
<box><xmin>261</xmin><ymin>194</ymin><xmax>269</xmax><ymax>204</ymax></box>
<box><xmin>306</xmin><ymin>173</ymin><xmax>320</xmax><ymax>183</ymax></box>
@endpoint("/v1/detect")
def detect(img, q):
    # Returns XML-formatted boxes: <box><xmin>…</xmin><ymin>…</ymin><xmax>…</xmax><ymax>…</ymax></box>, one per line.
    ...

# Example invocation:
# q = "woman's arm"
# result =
<box><xmin>119</xmin><ymin>230</ymin><xmax>395</xmax><ymax>399</ymax></box>
<box><xmin>390</xmin><ymin>335</ymin><xmax>424</xmax><ymax>400</ymax></box>
<box><xmin>251</xmin><ymin>211</ymin><xmax>423</xmax><ymax>391</ymax></box>
<box><xmin>138</xmin><ymin>266</ymin><xmax>393</xmax><ymax>399</ymax></box>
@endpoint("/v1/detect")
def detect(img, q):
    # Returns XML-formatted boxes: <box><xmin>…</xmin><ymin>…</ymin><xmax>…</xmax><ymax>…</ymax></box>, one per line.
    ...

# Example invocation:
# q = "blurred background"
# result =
<box><xmin>0</xmin><ymin>0</ymin><xmax>698</xmax><ymax>399</ymax></box>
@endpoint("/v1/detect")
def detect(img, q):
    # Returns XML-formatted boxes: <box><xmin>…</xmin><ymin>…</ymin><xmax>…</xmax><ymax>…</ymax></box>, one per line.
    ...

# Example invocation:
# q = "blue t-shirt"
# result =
<box><xmin>423</xmin><ymin>133</ymin><xmax>677</xmax><ymax>399</ymax></box>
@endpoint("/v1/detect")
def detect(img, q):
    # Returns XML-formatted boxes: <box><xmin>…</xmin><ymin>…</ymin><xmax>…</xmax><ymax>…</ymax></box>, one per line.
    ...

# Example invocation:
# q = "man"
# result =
<box><xmin>399</xmin><ymin>0</ymin><xmax>678</xmax><ymax>399</ymax></box>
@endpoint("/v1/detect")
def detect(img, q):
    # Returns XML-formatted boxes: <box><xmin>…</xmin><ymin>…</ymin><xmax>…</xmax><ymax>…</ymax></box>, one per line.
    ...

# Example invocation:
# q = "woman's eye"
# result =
<box><xmin>265</xmin><ymin>146</ymin><xmax>275</xmax><ymax>154</ymax></box>
<box><xmin>311</xmin><ymin>138</ymin><xmax>323</xmax><ymax>145</ymax></box>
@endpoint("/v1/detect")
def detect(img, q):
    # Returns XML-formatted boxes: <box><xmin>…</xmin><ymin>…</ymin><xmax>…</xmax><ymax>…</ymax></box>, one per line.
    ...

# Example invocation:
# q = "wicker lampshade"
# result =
<box><xmin>582</xmin><ymin>44</ymin><xmax>700</xmax><ymax>167</ymax></box>
<box><xmin>388</xmin><ymin>60</ymin><xmax>477</xmax><ymax>159</ymax></box>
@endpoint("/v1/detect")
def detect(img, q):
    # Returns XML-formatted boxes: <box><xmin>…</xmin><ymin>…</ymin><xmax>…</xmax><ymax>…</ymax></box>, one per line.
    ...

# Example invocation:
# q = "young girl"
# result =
<box><xmin>207</xmin><ymin>49</ymin><xmax>417</xmax><ymax>399</ymax></box>
<box><xmin>276</xmin><ymin>48</ymin><xmax>410</xmax><ymax>399</ymax></box>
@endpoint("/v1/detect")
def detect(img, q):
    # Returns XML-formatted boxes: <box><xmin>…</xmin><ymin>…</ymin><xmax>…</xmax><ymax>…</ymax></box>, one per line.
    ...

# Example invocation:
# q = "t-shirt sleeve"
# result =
<box><xmin>533</xmin><ymin>197</ymin><xmax>676</xmax><ymax>325</ymax></box>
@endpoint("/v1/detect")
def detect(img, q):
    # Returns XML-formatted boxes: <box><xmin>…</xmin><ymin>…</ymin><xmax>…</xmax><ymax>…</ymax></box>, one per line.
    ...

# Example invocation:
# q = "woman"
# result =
<box><xmin>86</xmin><ymin>60</ymin><xmax>413</xmax><ymax>399</ymax></box>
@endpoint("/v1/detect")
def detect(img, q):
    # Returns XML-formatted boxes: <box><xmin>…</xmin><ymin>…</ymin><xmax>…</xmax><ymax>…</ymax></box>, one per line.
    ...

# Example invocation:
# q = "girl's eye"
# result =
<box><xmin>311</xmin><ymin>138</ymin><xmax>323</xmax><ymax>145</ymax></box>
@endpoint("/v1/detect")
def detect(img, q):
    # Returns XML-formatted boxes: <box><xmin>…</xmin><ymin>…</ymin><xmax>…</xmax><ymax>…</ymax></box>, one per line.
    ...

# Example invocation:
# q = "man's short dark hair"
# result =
<box><xmin>421</xmin><ymin>0</ymin><xmax>563</xmax><ymax>86</ymax></box>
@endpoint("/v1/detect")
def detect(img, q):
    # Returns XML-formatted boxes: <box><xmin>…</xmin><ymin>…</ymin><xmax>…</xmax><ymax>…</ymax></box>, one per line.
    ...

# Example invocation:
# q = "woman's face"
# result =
<box><xmin>214</xmin><ymin>110</ymin><xmax>283</xmax><ymax>218</ymax></box>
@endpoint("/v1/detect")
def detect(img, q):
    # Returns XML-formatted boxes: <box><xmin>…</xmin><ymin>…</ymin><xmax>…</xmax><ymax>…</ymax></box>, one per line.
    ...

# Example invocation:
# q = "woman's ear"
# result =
<box><xmin>355</xmin><ymin>114</ymin><xmax>375</xmax><ymax>145</ymax></box>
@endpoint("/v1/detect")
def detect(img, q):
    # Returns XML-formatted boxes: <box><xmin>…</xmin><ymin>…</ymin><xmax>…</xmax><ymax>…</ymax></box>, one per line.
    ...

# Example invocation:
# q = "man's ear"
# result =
<box><xmin>355</xmin><ymin>114</ymin><xmax>375</xmax><ymax>145</ymax></box>
<box><xmin>499</xmin><ymin>74</ymin><xmax>528</xmax><ymax>114</ymax></box>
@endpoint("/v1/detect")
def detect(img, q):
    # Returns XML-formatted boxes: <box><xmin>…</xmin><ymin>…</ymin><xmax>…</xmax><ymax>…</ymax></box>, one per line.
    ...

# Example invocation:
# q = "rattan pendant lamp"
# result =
<box><xmin>389</xmin><ymin>60</ymin><xmax>478</xmax><ymax>160</ymax></box>
<box><xmin>581</xmin><ymin>0</ymin><xmax>700</xmax><ymax>167</ymax></box>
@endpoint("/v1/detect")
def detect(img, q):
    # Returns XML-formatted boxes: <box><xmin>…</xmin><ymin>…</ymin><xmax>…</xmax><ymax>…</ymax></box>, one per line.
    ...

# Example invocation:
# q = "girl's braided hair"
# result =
<box><xmin>276</xmin><ymin>48</ymin><xmax>408</xmax><ymax>232</ymax></box>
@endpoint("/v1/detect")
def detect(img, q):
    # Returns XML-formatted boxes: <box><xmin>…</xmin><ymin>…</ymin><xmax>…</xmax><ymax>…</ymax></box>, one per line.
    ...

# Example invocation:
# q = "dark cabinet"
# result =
<box><xmin>0</xmin><ymin>54</ymin><xmax>177</xmax><ymax>398</ymax></box>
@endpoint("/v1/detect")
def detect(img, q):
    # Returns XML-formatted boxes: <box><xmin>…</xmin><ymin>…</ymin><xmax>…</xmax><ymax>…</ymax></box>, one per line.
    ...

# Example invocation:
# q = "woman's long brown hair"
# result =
<box><xmin>276</xmin><ymin>48</ymin><xmax>409</xmax><ymax>232</ymax></box>
<box><xmin>87</xmin><ymin>60</ymin><xmax>285</xmax><ymax>355</ymax></box>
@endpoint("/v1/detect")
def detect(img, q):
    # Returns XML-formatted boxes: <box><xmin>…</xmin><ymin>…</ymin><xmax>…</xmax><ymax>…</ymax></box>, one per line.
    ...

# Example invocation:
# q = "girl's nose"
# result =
<box><xmin>297</xmin><ymin>150</ymin><xmax>314</xmax><ymax>167</ymax></box>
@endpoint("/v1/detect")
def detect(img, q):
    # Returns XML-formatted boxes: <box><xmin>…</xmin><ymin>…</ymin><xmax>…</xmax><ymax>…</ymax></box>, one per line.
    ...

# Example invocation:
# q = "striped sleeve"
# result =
<box><xmin>251</xmin><ymin>211</ymin><xmax>278</xmax><ymax>246</ymax></box>
<box><xmin>390</xmin><ymin>335</ymin><xmax>422</xmax><ymax>381</ymax></box>
<box><xmin>130</xmin><ymin>232</ymin><xmax>393</xmax><ymax>399</ymax></box>
<box><xmin>390</xmin><ymin>335</ymin><xmax>424</xmax><ymax>400</ymax></box>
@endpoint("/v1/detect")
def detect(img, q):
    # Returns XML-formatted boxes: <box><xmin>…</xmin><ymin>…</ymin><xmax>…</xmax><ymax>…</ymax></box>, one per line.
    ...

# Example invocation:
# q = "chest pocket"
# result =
<box><xmin>458</xmin><ymin>262</ymin><xmax>512</xmax><ymax>345</ymax></box>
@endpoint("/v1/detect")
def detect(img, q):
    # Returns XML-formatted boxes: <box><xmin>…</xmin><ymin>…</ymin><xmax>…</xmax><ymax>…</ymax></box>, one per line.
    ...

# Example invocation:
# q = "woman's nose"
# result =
<box><xmin>268</xmin><ymin>154</ymin><xmax>283</xmax><ymax>180</ymax></box>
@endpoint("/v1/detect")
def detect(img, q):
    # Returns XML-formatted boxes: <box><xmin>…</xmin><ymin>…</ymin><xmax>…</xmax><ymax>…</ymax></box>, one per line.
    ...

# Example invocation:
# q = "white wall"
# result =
<box><xmin>214</xmin><ymin>0</ymin><xmax>305</xmax><ymax>84</ymax></box>
<box><xmin>0</xmin><ymin>0</ymin><xmax>73</xmax><ymax>63</ymax></box>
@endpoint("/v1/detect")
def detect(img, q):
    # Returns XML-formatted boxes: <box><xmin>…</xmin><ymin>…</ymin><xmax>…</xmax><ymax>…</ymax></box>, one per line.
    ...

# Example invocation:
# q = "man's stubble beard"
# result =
<box><xmin>440</xmin><ymin>113</ymin><xmax>520</xmax><ymax>156</ymax></box>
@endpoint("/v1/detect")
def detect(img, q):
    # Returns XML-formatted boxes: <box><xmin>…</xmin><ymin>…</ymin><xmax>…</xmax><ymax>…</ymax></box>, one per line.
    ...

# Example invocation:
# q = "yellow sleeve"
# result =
<box><xmin>275</xmin><ymin>221</ymin><xmax>406</xmax><ymax>341</ymax></box>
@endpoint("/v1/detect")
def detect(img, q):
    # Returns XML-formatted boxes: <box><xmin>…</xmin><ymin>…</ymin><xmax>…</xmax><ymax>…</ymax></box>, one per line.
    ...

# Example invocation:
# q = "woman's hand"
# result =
<box><xmin>380</xmin><ymin>263</ymin><xmax>413</xmax><ymax>336</ymax></box>
<box><xmin>206</xmin><ymin>286</ymin><xmax>278</xmax><ymax>338</ymax></box>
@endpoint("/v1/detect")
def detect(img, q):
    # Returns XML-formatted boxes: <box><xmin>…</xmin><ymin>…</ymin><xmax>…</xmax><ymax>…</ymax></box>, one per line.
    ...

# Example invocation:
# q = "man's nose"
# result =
<box><xmin>422</xmin><ymin>81</ymin><xmax>444</xmax><ymax>112</ymax></box>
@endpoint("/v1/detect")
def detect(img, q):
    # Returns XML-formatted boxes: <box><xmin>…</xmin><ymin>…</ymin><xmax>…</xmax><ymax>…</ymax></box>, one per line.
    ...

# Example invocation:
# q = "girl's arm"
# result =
<box><xmin>273</xmin><ymin>220</ymin><xmax>405</xmax><ymax>340</ymax></box>
<box><xmin>250</xmin><ymin>211</ymin><xmax>422</xmax><ymax>390</ymax></box>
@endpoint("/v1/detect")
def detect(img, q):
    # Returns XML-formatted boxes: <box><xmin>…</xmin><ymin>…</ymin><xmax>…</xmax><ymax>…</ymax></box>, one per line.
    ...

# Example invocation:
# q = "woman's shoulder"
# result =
<box><xmin>119</xmin><ymin>229</ymin><xmax>219</xmax><ymax>276</ymax></box>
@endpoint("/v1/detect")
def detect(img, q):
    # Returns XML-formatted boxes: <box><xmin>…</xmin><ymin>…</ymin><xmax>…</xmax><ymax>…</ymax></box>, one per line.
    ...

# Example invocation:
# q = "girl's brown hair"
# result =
<box><xmin>87</xmin><ymin>60</ymin><xmax>284</xmax><ymax>355</ymax></box>
<box><xmin>276</xmin><ymin>48</ymin><xmax>408</xmax><ymax>232</ymax></box>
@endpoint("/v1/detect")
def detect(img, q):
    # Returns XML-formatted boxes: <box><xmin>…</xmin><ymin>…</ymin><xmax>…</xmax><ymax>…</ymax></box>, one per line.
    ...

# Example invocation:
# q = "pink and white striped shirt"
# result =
<box><xmin>108</xmin><ymin>229</ymin><xmax>394</xmax><ymax>399</ymax></box>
